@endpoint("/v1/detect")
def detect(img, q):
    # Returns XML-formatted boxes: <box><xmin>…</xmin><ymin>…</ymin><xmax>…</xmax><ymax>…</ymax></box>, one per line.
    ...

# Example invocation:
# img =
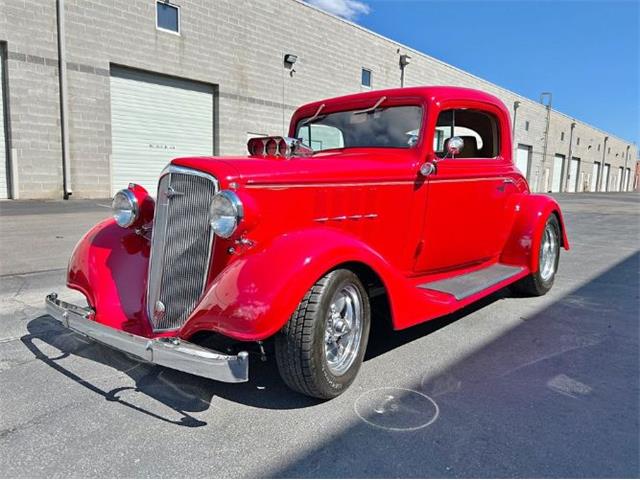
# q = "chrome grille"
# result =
<box><xmin>147</xmin><ymin>165</ymin><xmax>218</xmax><ymax>331</ymax></box>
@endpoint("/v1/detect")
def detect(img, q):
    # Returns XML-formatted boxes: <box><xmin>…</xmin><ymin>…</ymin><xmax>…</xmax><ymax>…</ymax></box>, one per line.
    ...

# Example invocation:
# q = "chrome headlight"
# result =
<box><xmin>210</xmin><ymin>190</ymin><xmax>243</xmax><ymax>238</ymax></box>
<box><xmin>112</xmin><ymin>188</ymin><xmax>139</xmax><ymax>228</ymax></box>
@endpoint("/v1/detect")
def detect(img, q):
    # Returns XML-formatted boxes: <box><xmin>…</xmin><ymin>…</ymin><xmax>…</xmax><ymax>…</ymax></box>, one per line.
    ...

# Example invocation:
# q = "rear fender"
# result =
<box><xmin>500</xmin><ymin>194</ymin><xmax>569</xmax><ymax>271</ymax></box>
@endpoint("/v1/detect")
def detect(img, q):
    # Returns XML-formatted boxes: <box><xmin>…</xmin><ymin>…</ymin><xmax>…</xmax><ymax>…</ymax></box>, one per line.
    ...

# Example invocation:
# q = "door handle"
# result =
<box><xmin>419</xmin><ymin>162</ymin><xmax>436</xmax><ymax>177</ymax></box>
<box><xmin>498</xmin><ymin>177</ymin><xmax>516</xmax><ymax>192</ymax></box>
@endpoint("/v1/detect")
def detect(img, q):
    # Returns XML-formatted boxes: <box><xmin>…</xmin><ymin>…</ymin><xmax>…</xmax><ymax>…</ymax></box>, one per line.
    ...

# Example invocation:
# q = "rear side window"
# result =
<box><xmin>434</xmin><ymin>109</ymin><xmax>500</xmax><ymax>158</ymax></box>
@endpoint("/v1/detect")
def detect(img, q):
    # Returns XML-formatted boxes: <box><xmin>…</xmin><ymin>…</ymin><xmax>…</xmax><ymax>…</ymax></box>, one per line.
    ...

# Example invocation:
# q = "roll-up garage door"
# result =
<box><xmin>567</xmin><ymin>157</ymin><xmax>580</xmax><ymax>193</ymax></box>
<box><xmin>601</xmin><ymin>163</ymin><xmax>610</xmax><ymax>192</ymax></box>
<box><xmin>590</xmin><ymin>162</ymin><xmax>600</xmax><ymax>192</ymax></box>
<box><xmin>617</xmin><ymin>167</ymin><xmax>624</xmax><ymax>191</ymax></box>
<box><xmin>551</xmin><ymin>154</ymin><xmax>564</xmax><ymax>192</ymax></box>
<box><xmin>516</xmin><ymin>145</ymin><xmax>531</xmax><ymax>181</ymax></box>
<box><xmin>0</xmin><ymin>50</ymin><xmax>8</xmax><ymax>199</ymax></box>
<box><xmin>110</xmin><ymin>67</ymin><xmax>214</xmax><ymax>196</ymax></box>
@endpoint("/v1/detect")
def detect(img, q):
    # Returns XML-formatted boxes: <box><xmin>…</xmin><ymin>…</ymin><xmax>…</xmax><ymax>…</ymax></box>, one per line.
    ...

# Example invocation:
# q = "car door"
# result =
<box><xmin>413</xmin><ymin>105</ymin><xmax>515</xmax><ymax>273</ymax></box>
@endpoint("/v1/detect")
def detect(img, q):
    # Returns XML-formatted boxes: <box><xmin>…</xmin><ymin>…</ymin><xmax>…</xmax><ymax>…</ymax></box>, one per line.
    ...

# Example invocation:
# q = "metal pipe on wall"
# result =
<box><xmin>56</xmin><ymin>0</ymin><xmax>72</xmax><ymax>199</ymax></box>
<box><xmin>564</xmin><ymin>121</ymin><xmax>576</xmax><ymax>192</ymax></box>
<box><xmin>512</xmin><ymin>101</ymin><xmax>520</xmax><ymax>141</ymax></box>
<box><xmin>624</xmin><ymin>145</ymin><xmax>630</xmax><ymax>191</ymax></box>
<box><xmin>539</xmin><ymin>92</ymin><xmax>552</xmax><ymax>192</ymax></box>
<box><xmin>1</xmin><ymin>42</ymin><xmax>16</xmax><ymax>198</ymax></box>
<box><xmin>600</xmin><ymin>136</ymin><xmax>609</xmax><ymax>192</ymax></box>
<box><xmin>512</xmin><ymin>101</ymin><xmax>520</xmax><ymax>161</ymax></box>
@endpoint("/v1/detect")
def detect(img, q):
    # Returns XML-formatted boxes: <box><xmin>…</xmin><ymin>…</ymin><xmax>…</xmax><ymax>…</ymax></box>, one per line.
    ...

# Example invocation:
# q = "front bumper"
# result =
<box><xmin>45</xmin><ymin>293</ymin><xmax>249</xmax><ymax>383</ymax></box>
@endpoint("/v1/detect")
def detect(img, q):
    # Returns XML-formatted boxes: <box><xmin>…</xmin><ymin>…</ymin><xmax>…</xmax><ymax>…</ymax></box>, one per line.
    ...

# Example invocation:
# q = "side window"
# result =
<box><xmin>435</xmin><ymin>109</ymin><xmax>500</xmax><ymax>158</ymax></box>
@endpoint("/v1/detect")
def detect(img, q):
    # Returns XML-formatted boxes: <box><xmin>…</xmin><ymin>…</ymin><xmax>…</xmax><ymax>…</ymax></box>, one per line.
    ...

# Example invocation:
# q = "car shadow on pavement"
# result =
<box><xmin>20</xmin><ymin>287</ymin><xmax>509</xmax><ymax>427</ymax></box>
<box><xmin>365</xmin><ymin>289</ymin><xmax>509</xmax><ymax>362</ymax></box>
<box><xmin>269</xmin><ymin>251</ymin><xmax>640</xmax><ymax>478</ymax></box>
<box><xmin>21</xmin><ymin>316</ymin><xmax>323</xmax><ymax>426</ymax></box>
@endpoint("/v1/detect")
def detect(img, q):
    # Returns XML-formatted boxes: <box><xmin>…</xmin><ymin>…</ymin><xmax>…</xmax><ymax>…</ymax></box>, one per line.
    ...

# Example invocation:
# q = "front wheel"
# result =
<box><xmin>275</xmin><ymin>269</ymin><xmax>370</xmax><ymax>399</ymax></box>
<box><xmin>513</xmin><ymin>214</ymin><xmax>561</xmax><ymax>296</ymax></box>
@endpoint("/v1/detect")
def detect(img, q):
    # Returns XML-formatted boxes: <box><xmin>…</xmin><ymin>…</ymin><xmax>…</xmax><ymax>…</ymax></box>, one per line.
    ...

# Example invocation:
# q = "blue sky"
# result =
<box><xmin>305</xmin><ymin>0</ymin><xmax>639</xmax><ymax>145</ymax></box>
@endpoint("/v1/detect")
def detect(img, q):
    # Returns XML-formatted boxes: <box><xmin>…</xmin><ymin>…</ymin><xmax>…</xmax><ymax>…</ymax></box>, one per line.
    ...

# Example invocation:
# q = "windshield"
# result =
<box><xmin>295</xmin><ymin>105</ymin><xmax>423</xmax><ymax>152</ymax></box>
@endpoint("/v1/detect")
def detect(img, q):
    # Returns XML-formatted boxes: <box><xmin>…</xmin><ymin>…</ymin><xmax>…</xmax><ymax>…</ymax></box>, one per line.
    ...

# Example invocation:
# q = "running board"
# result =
<box><xmin>418</xmin><ymin>264</ymin><xmax>524</xmax><ymax>300</ymax></box>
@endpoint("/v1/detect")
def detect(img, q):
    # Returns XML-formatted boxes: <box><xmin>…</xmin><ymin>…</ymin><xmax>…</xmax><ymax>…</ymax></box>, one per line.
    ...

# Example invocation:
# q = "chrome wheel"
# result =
<box><xmin>539</xmin><ymin>222</ymin><xmax>559</xmax><ymax>282</ymax></box>
<box><xmin>324</xmin><ymin>283</ymin><xmax>363</xmax><ymax>376</ymax></box>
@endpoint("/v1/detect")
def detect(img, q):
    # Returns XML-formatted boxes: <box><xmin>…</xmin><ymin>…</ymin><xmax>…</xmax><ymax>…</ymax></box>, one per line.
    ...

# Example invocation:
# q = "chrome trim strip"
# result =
<box><xmin>45</xmin><ymin>293</ymin><xmax>249</xmax><ymax>383</ymax></box>
<box><xmin>427</xmin><ymin>176</ymin><xmax>512</xmax><ymax>184</ymax></box>
<box><xmin>314</xmin><ymin>213</ymin><xmax>378</xmax><ymax>222</ymax></box>
<box><xmin>245</xmin><ymin>180</ymin><xmax>415</xmax><ymax>189</ymax></box>
<box><xmin>160</xmin><ymin>164</ymin><xmax>219</xmax><ymax>184</ymax></box>
<box><xmin>246</xmin><ymin>176</ymin><xmax>514</xmax><ymax>189</ymax></box>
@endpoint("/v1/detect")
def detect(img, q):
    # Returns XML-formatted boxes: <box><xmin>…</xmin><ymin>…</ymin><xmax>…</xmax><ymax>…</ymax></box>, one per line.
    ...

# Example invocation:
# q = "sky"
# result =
<box><xmin>305</xmin><ymin>0</ymin><xmax>639</xmax><ymax>145</ymax></box>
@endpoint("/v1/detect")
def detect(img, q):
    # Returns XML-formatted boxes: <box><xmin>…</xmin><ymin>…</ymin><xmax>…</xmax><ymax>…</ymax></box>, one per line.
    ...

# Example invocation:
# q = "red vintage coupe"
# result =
<box><xmin>46</xmin><ymin>86</ymin><xmax>568</xmax><ymax>399</ymax></box>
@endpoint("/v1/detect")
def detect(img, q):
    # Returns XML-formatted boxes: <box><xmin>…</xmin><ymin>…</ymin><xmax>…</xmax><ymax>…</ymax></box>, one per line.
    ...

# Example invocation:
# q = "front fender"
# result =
<box><xmin>181</xmin><ymin>227</ymin><xmax>407</xmax><ymax>341</ymax></box>
<box><xmin>67</xmin><ymin>218</ymin><xmax>153</xmax><ymax>337</ymax></box>
<box><xmin>500</xmin><ymin>193</ymin><xmax>569</xmax><ymax>271</ymax></box>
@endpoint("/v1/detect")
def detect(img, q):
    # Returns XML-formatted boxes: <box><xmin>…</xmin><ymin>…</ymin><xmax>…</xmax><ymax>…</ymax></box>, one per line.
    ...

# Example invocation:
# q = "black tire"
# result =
<box><xmin>513</xmin><ymin>214</ymin><xmax>561</xmax><ymax>296</ymax></box>
<box><xmin>275</xmin><ymin>269</ymin><xmax>371</xmax><ymax>399</ymax></box>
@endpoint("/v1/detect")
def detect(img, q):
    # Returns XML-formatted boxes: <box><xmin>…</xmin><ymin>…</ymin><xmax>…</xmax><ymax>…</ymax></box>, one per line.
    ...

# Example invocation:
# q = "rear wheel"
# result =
<box><xmin>275</xmin><ymin>269</ymin><xmax>370</xmax><ymax>399</ymax></box>
<box><xmin>513</xmin><ymin>214</ymin><xmax>561</xmax><ymax>296</ymax></box>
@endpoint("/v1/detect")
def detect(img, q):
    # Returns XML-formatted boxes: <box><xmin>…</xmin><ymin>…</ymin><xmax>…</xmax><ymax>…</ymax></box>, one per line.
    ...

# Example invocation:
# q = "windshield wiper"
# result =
<box><xmin>352</xmin><ymin>96</ymin><xmax>387</xmax><ymax>115</ymax></box>
<box><xmin>299</xmin><ymin>103</ymin><xmax>326</xmax><ymax>127</ymax></box>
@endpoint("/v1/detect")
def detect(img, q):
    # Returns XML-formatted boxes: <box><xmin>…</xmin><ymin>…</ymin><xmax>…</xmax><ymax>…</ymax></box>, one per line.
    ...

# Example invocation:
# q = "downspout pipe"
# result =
<box><xmin>512</xmin><ymin>101</ymin><xmax>520</xmax><ymax>141</ymax></box>
<box><xmin>512</xmin><ymin>100</ymin><xmax>520</xmax><ymax>159</ymax></box>
<box><xmin>565</xmin><ymin>121</ymin><xmax>576</xmax><ymax>192</ymax></box>
<box><xmin>56</xmin><ymin>0</ymin><xmax>72</xmax><ymax>199</ymax></box>
<box><xmin>624</xmin><ymin>145</ymin><xmax>630</xmax><ymax>191</ymax></box>
<box><xmin>600</xmin><ymin>136</ymin><xmax>609</xmax><ymax>192</ymax></box>
<box><xmin>539</xmin><ymin>92</ymin><xmax>552</xmax><ymax>192</ymax></box>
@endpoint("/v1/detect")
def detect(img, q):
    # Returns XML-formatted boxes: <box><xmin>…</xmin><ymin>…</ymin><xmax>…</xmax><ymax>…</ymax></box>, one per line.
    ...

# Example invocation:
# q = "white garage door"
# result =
<box><xmin>624</xmin><ymin>168</ymin><xmax>631</xmax><ymax>191</ymax></box>
<box><xmin>601</xmin><ymin>164</ymin><xmax>610</xmax><ymax>192</ymax></box>
<box><xmin>590</xmin><ymin>162</ymin><xmax>600</xmax><ymax>192</ymax></box>
<box><xmin>110</xmin><ymin>67</ymin><xmax>214</xmax><ymax>195</ymax></box>
<box><xmin>551</xmin><ymin>154</ymin><xmax>564</xmax><ymax>192</ymax></box>
<box><xmin>567</xmin><ymin>157</ymin><xmax>580</xmax><ymax>193</ymax></box>
<box><xmin>0</xmin><ymin>52</ymin><xmax>8</xmax><ymax>199</ymax></box>
<box><xmin>516</xmin><ymin>145</ymin><xmax>531</xmax><ymax>180</ymax></box>
<box><xmin>617</xmin><ymin>167</ymin><xmax>624</xmax><ymax>191</ymax></box>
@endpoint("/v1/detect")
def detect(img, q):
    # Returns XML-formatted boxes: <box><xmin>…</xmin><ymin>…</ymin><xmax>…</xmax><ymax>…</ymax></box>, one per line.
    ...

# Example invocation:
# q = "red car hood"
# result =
<box><xmin>171</xmin><ymin>149</ymin><xmax>419</xmax><ymax>186</ymax></box>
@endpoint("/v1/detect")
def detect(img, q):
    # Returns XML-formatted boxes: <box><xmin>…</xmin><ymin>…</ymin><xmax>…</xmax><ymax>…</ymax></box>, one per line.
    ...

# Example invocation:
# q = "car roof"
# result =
<box><xmin>294</xmin><ymin>86</ymin><xmax>506</xmax><ymax>116</ymax></box>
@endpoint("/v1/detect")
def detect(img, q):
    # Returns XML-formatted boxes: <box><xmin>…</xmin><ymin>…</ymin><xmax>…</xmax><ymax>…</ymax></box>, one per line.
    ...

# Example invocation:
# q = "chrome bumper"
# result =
<box><xmin>45</xmin><ymin>293</ymin><xmax>249</xmax><ymax>383</ymax></box>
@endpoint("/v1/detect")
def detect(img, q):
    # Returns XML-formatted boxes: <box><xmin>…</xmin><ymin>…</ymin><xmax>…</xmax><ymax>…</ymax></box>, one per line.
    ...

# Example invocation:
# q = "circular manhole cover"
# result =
<box><xmin>354</xmin><ymin>387</ymin><xmax>439</xmax><ymax>431</ymax></box>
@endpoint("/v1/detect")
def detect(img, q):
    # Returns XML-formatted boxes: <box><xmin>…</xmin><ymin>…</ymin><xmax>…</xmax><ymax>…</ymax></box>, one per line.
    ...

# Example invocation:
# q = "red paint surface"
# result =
<box><xmin>67</xmin><ymin>87</ymin><xmax>569</xmax><ymax>341</ymax></box>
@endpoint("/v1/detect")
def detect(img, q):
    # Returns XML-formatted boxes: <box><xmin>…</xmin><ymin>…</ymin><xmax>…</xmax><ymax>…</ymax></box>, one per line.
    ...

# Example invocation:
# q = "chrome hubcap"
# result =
<box><xmin>539</xmin><ymin>223</ymin><xmax>559</xmax><ymax>282</ymax></box>
<box><xmin>324</xmin><ymin>284</ymin><xmax>363</xmax><ymax>376</ymax></box>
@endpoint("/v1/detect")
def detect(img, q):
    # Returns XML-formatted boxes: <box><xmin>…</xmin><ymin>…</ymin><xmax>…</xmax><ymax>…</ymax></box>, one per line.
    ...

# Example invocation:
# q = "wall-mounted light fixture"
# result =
<box><xmin>284</xmin><ymin>53</ymin><xmax>298</xmax><ymax>65</ymax></box>
<box><xmin>399</xmin><ymin>54</ymin><xmax>411</xmax><ymax>87</ymax></box>
<box><xmin>512</xmin><ymin>100</ymin><xmax>521</xmax><ymax>141</ymax></box>
<box><xmin>282</xmin><ymin>53</ymin><xmax>298</xmax><ymax>135</ymax></box>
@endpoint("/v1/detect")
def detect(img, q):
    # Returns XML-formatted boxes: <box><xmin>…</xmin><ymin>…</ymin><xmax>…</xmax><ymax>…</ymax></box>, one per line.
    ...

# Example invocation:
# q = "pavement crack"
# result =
<box><xmin>0</xmin><ymin>404</ymin><xmax>70</xmax><ymax>441</ymax></box>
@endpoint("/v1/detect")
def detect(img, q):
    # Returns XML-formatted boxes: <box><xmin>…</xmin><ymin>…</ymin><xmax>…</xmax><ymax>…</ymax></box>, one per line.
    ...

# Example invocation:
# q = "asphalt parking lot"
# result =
<box><xmin>0</xmin><ymin>193</ymin><xmax>638</xmax><ymax>478</ymax></box>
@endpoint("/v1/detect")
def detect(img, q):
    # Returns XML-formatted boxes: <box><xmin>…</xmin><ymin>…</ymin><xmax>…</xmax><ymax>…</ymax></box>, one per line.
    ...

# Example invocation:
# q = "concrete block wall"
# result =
<box><xmin>1</xmin><ymin>0</ymin><xmax>62</xmax><ymax>198</ymax></box>
<box><xmin>0</xmin><ymin>0</ymin><xmax>636</xmax><ymax>198</ymax></box>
